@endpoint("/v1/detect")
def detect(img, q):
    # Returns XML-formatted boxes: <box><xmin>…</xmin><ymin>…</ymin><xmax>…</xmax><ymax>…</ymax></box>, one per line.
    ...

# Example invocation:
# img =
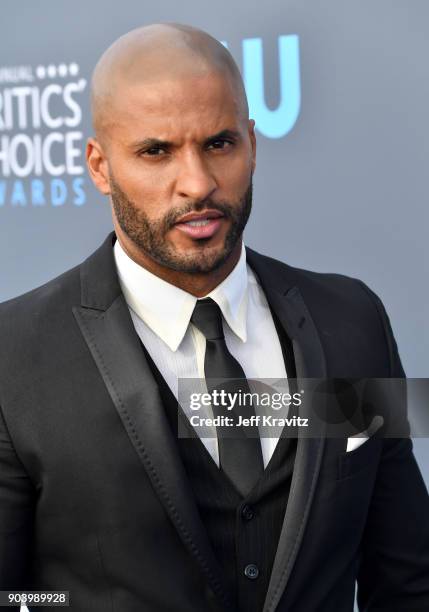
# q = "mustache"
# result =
<box><xmin>164</xmin><ymin>200</ymin><xmax>234</xmax><ymax>229</ymax></box>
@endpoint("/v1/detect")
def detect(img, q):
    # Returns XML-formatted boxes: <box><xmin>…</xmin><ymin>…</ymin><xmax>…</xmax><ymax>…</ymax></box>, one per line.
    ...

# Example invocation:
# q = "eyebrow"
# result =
<box><xmin>131</xmin><ymin>129</ymin><xmax>241</xmax><ymax>151</ymax></box>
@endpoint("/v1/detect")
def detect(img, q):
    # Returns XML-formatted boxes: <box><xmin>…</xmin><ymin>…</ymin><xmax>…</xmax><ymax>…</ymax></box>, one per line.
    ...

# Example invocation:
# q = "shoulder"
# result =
<box><xmin>0</xmin><ymin>263</ymin><xmax>81</xmax><ymax>322</ymax></box>
<box><xmin>0</xmin><ymin>262</ymin><xmax>82</xmax><ymax>363</ymax></box>
<box><xmin>246</xmin><ymin>247</ymin><xmax>400</xmax><ymax>376</ymax></box>
<box><xmin>246</xmin><ymin>247</ymin><xmax>381</xmax><ymax>314</ymax></box>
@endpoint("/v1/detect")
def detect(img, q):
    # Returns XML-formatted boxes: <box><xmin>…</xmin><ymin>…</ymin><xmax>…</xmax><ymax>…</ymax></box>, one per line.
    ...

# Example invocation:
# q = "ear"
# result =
<box><xmin>248</xmin><ymin>119</ymin><xmax>256</xmax><ymax>173</ymax></box>
<box><xmin>86</xmin><ymin>137</ymin><xmax>111</xmax><ymax>195</ymax></box>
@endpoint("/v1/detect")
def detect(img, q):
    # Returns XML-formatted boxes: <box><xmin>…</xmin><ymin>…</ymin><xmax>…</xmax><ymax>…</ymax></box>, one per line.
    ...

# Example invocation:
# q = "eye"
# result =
<box><xmin>141</xmin><ymin>146</ymin><xmax>167</xmax><ymax>156</ymax></box>
<box><xmin>206</xmin><ymin>139</ymin><xmax>234</xmax><ymax>150</ymax></box>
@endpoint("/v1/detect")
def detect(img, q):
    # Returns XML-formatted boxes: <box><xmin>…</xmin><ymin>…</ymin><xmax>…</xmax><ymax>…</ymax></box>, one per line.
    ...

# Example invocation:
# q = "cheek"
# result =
<box><xmin>111</xmin><ymin>159</ymin><xmax>172</xmax><ymax>213</ymax></box>
<box><xmin>216</xmin><ymin>158</ymin><xmax>251</xmax><ymax>195</ymax></box>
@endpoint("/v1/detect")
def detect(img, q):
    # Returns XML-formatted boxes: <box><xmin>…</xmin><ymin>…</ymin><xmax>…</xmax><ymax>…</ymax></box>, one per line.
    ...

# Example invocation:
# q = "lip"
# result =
<box><xmin>174</xmin><ymin>217</ymin><xmax>224</xmax><ymax>240</ymax></box>
<box><xmin>174</xmin><ymin>209</ymin><xmax>224</xmax><ymax>224</ymax></box>
<box><xmin>173</xmin><ymin>209</ymin><xmax>225</xmax><ymax>240</ymax></box>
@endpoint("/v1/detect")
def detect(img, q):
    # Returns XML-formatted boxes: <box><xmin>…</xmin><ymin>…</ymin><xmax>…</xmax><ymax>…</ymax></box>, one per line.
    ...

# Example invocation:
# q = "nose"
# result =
<box><xmin>175</xmin><ymin>150</ymin><xmax>217</xmax><ymax>202</ymax></box>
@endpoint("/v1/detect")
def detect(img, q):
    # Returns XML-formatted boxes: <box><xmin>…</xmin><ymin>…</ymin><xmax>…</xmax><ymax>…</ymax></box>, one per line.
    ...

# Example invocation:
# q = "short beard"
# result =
<box><xmin>109</xmin><ymin>174</ymin><xmax>253</xmax><ymax>274</ymax></box>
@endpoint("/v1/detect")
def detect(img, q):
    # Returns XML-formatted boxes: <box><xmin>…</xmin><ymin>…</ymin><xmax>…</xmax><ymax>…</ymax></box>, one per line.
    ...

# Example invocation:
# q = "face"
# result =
<box><xmin>87</xmin><ymin>69</ymin><xmax>256</xmax><ymax>273</ymax></box>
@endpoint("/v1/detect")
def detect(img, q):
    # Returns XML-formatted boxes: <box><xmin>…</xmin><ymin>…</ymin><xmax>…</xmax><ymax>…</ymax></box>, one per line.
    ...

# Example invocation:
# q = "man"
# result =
<box><xmin>0</xmin><ymin>22</ymin><xmax>428</xmax><ymax>612</ymax></box>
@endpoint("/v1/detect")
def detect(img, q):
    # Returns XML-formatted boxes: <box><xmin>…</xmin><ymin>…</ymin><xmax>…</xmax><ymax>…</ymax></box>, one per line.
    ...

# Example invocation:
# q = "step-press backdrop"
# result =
<box><xmin>0</xmin><ymin>0</ymin><xmax>428</xmax><ymax>489</ymax></box>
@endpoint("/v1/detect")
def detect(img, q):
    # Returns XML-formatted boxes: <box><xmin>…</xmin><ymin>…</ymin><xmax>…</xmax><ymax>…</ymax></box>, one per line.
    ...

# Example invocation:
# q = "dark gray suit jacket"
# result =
<box><xmin>0</xmin><ymin>231</ymin><xmax>428</xmax><ymax>611</ymax></box>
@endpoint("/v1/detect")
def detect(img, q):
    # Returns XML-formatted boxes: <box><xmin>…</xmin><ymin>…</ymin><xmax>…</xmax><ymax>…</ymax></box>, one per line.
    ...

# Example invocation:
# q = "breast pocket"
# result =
<box><xmin>338</xmin><ymin>435</ymin><xmax>382</xmax><ymax>480</ymax></box>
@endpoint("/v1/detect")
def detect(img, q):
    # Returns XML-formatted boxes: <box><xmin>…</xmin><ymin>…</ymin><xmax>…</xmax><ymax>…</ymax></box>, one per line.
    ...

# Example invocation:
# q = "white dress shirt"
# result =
<box><xmin>113</xmin><ymin>239</ymin><xmax>289</xmax><ymax>469</ymax></box>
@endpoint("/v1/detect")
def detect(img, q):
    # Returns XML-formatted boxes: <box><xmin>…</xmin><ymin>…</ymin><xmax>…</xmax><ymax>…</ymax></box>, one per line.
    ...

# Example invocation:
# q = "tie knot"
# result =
<box><xmin>191</xmin><ymin>298</ymin><xmax>225</xmax><ymax>341</ymax></box>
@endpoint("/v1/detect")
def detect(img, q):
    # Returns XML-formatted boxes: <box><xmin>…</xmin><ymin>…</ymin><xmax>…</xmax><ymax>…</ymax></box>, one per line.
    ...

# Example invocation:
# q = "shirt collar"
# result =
<box><xmin>113</xmin><ymin>238</ymin><xmax>248</xmax><ymax>351</ymax></box>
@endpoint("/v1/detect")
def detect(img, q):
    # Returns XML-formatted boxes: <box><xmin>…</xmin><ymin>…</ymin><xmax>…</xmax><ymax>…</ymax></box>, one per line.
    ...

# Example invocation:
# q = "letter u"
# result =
<box><xmin>243</xmin><ymin>35</ymin><xmax>301</xmax><ymax>138</ymax></box>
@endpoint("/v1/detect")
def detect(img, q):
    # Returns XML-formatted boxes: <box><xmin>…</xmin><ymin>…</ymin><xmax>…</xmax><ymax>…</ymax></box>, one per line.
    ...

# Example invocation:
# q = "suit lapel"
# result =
<box><xmin>246</xmin><ymin>249</ymin><xmax>327</xmax><ymax>612</ymax></box>
<box><xmin>73</xmin><ymin>232</ymin><xmax>234</xmax><ymax>611</ymax></box>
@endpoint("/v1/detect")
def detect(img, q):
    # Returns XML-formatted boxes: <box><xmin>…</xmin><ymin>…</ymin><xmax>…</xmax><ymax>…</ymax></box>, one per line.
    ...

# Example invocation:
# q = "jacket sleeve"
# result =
<box><xmin>356</xmin><ymin>284</ymin><xmax>429</xmax><ymax>611</ymax></box>
<box><xmin>0</xmin><ymin>404</ymin><xmax>35</xmax><ymax>601</ymax></box>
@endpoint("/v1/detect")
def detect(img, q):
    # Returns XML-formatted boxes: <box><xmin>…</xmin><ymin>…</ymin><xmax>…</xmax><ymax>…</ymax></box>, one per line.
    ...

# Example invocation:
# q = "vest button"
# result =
<box><xmin>241</xmin><ymin>504</ymin><xmax>255</xmax><ymax>521</ymax></box>
<box><xmin>244</xmin><ymin>564</ymin><xmax>259</xmax><ymax>580</ymax></box>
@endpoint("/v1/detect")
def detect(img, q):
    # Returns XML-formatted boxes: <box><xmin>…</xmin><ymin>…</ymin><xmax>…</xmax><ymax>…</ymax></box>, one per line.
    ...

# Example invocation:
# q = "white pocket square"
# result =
<box><xmin>346</xmin><ymin>416</ymin><xmax>384</xmax><ymax>452</ymax></box>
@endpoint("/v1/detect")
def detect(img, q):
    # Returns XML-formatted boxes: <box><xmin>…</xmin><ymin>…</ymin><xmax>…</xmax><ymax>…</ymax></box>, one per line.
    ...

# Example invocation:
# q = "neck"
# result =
<box><xmin>114</xmin><ymin>227</ymin><xmax>242</xmax><ymax>297</ymax></box>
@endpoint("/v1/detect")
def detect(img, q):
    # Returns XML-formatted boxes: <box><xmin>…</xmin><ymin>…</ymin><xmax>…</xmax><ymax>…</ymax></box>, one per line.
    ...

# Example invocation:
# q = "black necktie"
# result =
<box><xmin>190</xmin><ymin>298</ymin><xmax>264</xmax><ymax>496</ymax></box>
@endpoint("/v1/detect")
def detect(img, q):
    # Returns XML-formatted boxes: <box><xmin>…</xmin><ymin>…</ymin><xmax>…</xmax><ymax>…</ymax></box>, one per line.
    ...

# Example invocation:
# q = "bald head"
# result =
<box><xmin>91</xmin><ymin>23</ymin><xmax>248</xmax><ymax>141</ymax></box>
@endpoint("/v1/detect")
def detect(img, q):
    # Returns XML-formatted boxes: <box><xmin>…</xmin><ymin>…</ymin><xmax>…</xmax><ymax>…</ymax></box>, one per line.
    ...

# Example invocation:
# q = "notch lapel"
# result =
<box><xmin>246</xmin><ymin>249</ymin><xmax>327</xmax><ymax>612</ymax></box>
<box><xmin>73</xmin><ymin>233</ymin><xmax>234</xmax><ymax>611</ymax></box>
